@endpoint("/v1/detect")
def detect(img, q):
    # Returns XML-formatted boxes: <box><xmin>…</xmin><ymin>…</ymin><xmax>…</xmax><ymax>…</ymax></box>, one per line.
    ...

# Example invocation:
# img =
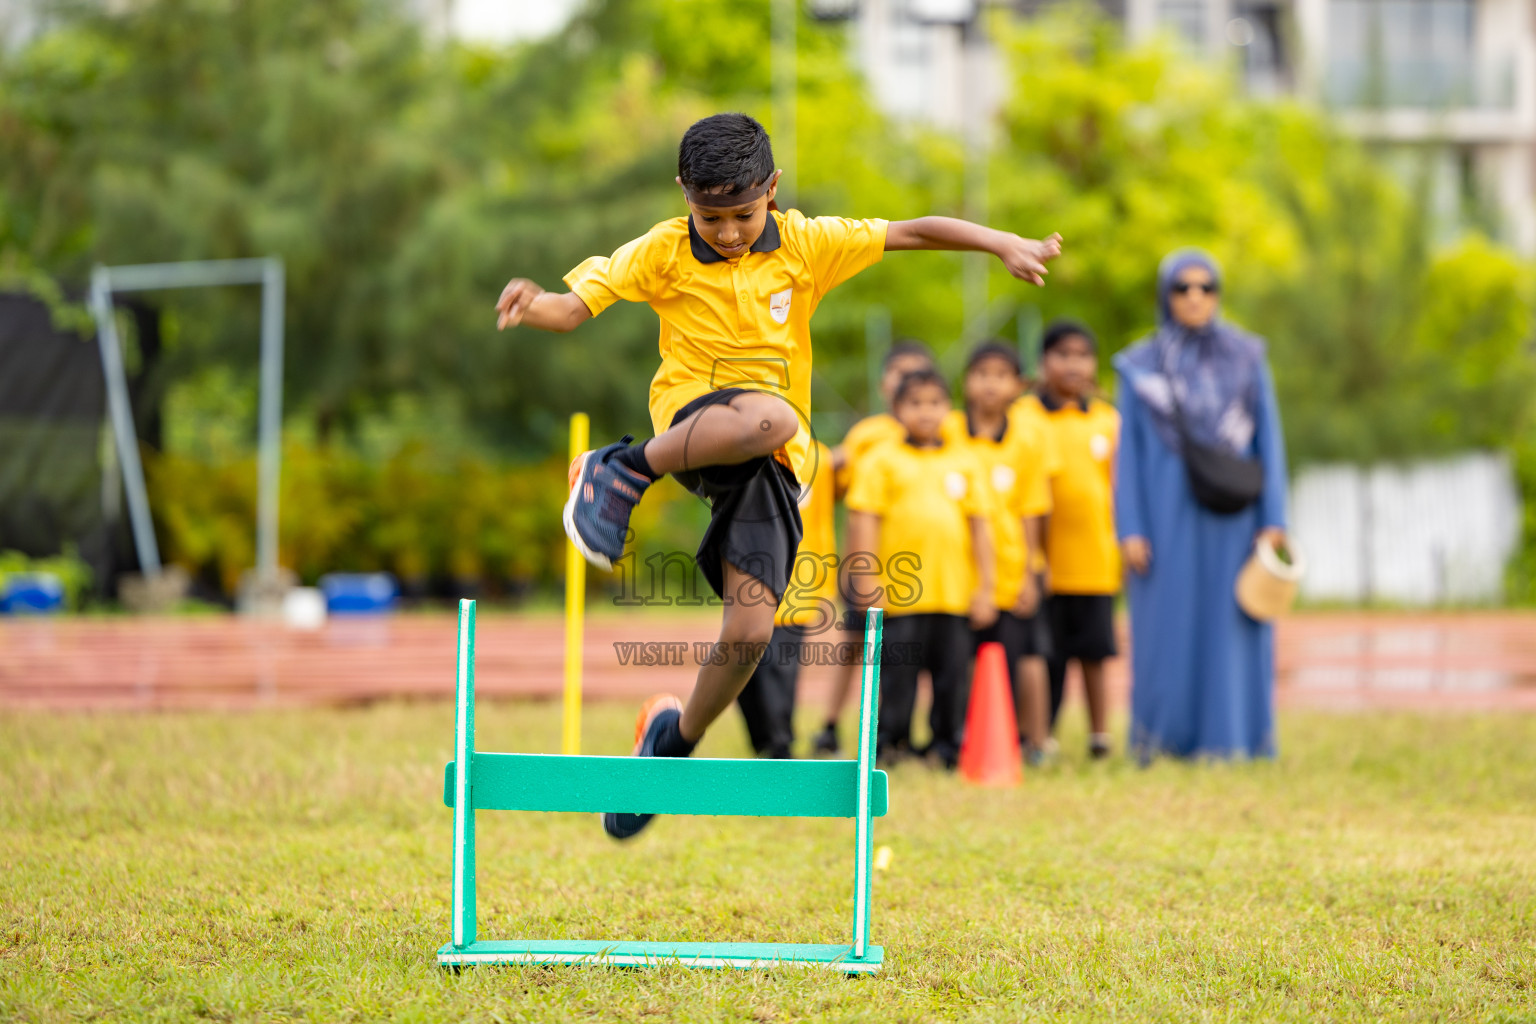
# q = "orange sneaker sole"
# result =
<box><xmin>632</xmin><ymin>694</ymin><xmax>684</xmax><ymax>755</ymax></box>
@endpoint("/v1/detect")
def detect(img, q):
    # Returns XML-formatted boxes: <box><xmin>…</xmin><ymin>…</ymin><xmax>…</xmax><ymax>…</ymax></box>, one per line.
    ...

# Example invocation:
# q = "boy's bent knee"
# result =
<box><xmin>733</xmin><ymin>395</ymin><xmax>799</xmax><ymax>453</ymax></box>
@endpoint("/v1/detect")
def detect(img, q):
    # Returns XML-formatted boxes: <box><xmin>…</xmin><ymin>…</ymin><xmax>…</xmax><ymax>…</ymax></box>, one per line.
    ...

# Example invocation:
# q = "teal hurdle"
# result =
<box><xmin>438</xmin><ymin>600</ymin><xmax>889</xmax><ymax>973</ymax></box>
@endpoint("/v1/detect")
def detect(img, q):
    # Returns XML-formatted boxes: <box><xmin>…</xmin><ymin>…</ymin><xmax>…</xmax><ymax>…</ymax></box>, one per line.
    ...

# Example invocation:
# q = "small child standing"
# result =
<box><xmin>844</xmin><ymin>368</ymin><xmax>996</xmax><ymax>767</ymax></box>
<box><xmin>944</xmin><ymin>340</ymin><xmax>1056</xmax><ymax>764</ymax></box>
<box><xmin>1024</xmin><ymin>320</ymin><xmax>1121</xmax><ymax>759</ymax></box>
<box><xmin>810</xmin><ymin>340</ymin><xmax>937</xmax><ymax>756</ymax></box>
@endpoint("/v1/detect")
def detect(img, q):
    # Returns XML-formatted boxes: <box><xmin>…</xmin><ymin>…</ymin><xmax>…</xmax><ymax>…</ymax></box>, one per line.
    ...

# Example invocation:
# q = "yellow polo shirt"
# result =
<box><xmin>1021</xmin><ymin>393</ymin><xmax>1121</xmax><ymax>594</ymax></box>
<box><xmin>844</xmin><ymin>439</ymin><xmax>991</xmax><ymax>617</ymax></box>
<box><xmin>564</xmin><ymin>210</ymin><xmax>889</xmax><ymax>484</ymax></box>
<box><xmin>777</xmin><ymin>440</ymin><xmax>838</xmax><ymax>630</ymax></box>
<box><xmin>834</xmin><ymin>412</ymin><xmax>905</xmax><ymax>495</ymax></box>
<box><xmin>941</xmin><ymin>408</ymin><xmax>1053</xmax><ymax>610</ymax></box>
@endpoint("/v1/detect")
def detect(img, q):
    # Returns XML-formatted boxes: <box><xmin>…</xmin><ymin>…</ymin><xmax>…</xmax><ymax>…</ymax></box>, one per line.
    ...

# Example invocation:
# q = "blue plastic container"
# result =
<box><xmin>0</xmin><ymin>573</ymin><xmax>66</xmax><ymax>615</ymax></box>
<box><xmin>318</xmin><ymin>572</ymin><xmax>399</xmax><ymax>615</ymax></box>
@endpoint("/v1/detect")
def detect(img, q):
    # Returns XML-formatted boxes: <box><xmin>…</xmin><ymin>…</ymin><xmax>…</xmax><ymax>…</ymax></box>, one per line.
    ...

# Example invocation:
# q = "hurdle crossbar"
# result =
<box><xmin>438</xmin><ymin>599</ymin><xmax>888</xmax><ymax>973</ymax></box>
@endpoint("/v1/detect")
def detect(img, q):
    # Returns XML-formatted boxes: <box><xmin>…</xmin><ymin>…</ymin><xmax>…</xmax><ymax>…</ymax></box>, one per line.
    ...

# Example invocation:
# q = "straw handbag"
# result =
<box><xmin>1235</xmin><ymin>534</ymin><xmax>1305</xmax><ymax>621</ymax></box>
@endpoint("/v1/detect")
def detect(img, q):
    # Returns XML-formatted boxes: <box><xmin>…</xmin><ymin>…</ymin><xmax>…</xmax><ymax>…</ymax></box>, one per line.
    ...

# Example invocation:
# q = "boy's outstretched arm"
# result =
<box><xmin>885</xmin><ymin>218</ymin><xmax>1062</xmax><ymax>286</ymax></box>
<box><xmin>495</xmin><ymin>278</ymin><xmax>592</xmax><ymax>332</ymax></box>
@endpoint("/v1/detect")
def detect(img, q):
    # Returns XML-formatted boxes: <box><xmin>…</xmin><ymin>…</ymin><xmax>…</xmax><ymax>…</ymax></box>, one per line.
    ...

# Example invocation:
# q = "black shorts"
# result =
<box><xmin>972</xmin><ymin>608</ymin><xmax>1052</xmax><ymax>662</ymax></box>
<box><xmin>973</xmin><ymin>609</ymin><xmax>1051</xmax><ymax>705</ymax></box>
<box><xmin>670</xmin><ymin>388</ymin><xmax>803</xmax><ymax>603</ymax></box>
<box><xmin>1047</xmin><ymin>594</ymin><xmax>1118</xmax><ymax>661</ymax></box>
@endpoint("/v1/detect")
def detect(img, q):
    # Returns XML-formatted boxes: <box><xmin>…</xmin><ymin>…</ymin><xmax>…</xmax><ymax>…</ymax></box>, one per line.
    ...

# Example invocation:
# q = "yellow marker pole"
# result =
<box><xmin>562</xmin><ymin>412</ymin><xmax>589</xmax><ymax>756</ymax></box>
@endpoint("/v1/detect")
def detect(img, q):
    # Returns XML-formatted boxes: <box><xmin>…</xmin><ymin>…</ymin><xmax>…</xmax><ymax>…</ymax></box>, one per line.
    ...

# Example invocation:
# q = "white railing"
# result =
<box><xmin>1289</xmin><ymin>451</ymin><xmax>1522</xmax><ymax>605</ymax></box>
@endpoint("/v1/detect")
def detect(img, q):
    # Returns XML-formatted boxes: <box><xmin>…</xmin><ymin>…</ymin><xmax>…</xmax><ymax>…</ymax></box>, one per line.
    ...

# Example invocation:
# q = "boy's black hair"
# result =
<box><xmin>884</xmin><ymin>338</ymin><xmax>935</xmax><ymax>369</ymax></box>
<box><xmin>892</xmin><ymin>367</ymin><xmax>949</xmax><ymax>406</ymax></box>
<box><xmin>966</xmin><ymin>338</ymin><xmax>1022</xmax><ymax>376</ymax></box>
<box><xmin>1041</xmin><ymin>318</ymin><xmax>1098</xmax><ymax>355</ymax></box>
<box><xmin>678</xmin><ymin>113</ymin><xmax>775</xmax><ymax>196</ymax></box>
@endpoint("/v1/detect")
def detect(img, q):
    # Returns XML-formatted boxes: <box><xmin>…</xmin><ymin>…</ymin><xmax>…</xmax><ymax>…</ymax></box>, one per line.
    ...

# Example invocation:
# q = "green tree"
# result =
<box><xmin>986</xmin><ymin>11</ymin><xmax>1536</xmax><ymax>466</ymax></box>
<box><xmin>0</xmin><ymin>0</ymin><xmax>989</xmax><ymax>457</ymax></box>
<box><xmin>2</xmin><ymin>0</ymin><xmax>474</xmax><ymax>439</ymax></box>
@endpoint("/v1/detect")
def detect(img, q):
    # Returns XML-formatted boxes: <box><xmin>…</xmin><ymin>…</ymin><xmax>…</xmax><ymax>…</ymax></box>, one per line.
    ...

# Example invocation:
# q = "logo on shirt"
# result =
<box><xmin>1090</xmin><ymin>433</ymin><xmax>1112</xmax><ymax>461</ymax></box>
<box><xmin>945</xmin><ymin>471</ymin><xmax>968</xmax><ymax>500</ymax></box>
<box><xmin>769</xmin><ymin>288</ymin><xmax>792</xmax><ymax>325</ymax></box>
<box><xmin>991</xmin><ymin>465</ymin><xmax>1016</xmax><ymax>494</ymax></box>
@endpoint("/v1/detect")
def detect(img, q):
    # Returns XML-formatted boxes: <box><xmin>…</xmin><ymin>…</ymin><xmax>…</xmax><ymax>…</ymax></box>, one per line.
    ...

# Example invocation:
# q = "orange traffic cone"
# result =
<box><xmin>958</xmin><ymin>641</ymin><xmax>1022</xmax><ymax>787</ymax></box>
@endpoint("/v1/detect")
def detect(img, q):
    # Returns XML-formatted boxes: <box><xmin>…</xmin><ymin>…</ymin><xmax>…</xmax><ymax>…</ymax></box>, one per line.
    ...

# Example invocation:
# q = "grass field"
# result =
<box><xmin>3</xmin><ymin>701</ymin><xmax>1534</xmax><ymax>1023</ymax></box>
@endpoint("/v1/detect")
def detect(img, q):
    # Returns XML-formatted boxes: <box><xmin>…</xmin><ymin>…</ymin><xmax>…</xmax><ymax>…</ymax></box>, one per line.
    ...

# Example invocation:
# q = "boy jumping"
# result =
<box><xmin>494</xmin><ymin>113</ymin><xmax>1060</xmax><ymax>839</ymax></box>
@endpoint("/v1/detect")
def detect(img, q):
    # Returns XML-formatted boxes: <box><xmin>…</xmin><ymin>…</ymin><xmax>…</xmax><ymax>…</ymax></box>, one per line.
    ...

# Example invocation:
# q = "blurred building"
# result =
<box><xmin>1128</xmin><ymin>0</ymin><xmax>1536</xmax><ymax>253</ymax></box>
<box><xmin>824</xmin><ymin>0</ymin><xmax>1004</xmax><ymax>137</ymax></box>
<box><xmin>830</xmin><ymin>0</ymin><xmax>1536</xmax><ymax>254</ymax></box>
<box><xmin>411</xmin><ymin>0</ymin><xmax>584</xmax><ymax>45</ymax></box>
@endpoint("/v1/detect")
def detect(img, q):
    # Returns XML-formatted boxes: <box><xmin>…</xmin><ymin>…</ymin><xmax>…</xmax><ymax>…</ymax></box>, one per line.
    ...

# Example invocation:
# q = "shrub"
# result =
<box><xmin>143</xmin><ymin>439</ymin><xmax>700</xmax><ymax>602</ymax></box>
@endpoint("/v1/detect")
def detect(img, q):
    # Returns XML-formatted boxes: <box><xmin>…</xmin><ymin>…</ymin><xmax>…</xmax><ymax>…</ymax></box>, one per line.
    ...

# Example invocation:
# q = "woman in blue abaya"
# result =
<box><xmin>1113</xmin><ymin>250</ymin><xmax>1289</xmax><ymax>760</ymax></box>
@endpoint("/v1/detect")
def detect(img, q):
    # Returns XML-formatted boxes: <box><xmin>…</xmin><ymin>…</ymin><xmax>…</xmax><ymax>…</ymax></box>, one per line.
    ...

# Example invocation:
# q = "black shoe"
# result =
<box><xmin>811</xmin><ymin>723</ymin><xmax>841</xmax><ymax>757</ymax></box>
<box><xmin>1089</xmin><ymin>733</ymin><xmax>1112</xmax><ymax>760</ymax></box>
<box><xmin>602</xmin><ymin>694</ymin><xmax>684</xmax><ymax>841</ymax></box>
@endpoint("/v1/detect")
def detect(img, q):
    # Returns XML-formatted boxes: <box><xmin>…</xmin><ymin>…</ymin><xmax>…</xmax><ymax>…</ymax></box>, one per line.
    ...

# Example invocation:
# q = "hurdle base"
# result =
<box><xmin>437</xmin><ymin>939</ymin><xmax>883</xmax><ymax>974</ymax></box>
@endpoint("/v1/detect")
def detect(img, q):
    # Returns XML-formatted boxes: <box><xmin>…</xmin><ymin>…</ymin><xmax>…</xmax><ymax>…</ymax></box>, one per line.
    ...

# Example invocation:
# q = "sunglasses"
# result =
<box><xmin>1172</xmin><ymin>281</ymin><xmax>1219</xmax><ymax>295</ymax></box>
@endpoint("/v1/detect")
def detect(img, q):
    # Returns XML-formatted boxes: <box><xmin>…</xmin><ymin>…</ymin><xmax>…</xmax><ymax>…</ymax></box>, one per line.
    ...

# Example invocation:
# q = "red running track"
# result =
<box><xmin>1</xmin><ymin>611</ymin><xmax>1533</xmax><ymax>713</ymax></box>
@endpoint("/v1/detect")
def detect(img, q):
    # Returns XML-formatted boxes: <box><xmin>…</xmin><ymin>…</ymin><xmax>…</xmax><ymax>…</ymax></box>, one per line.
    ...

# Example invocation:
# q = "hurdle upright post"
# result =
<box><xmin>563</xmin><ymin>412</ymin><xmax>590</xmax><ymax>756</ymax></box>
<box><xmin>851</xmin><ymin>607</ymin><xmax>884</xmax><ymax>962</ymax></box>
<box><xmin>451</xmin><ymin>599</ymin><xmax>477</xmax><ymax>948</ymax></box>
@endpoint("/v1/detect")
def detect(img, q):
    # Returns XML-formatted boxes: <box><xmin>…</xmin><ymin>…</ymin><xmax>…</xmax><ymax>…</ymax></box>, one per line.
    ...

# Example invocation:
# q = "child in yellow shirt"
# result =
<box><xmin>496</xmin><ymin>113</ymin><xmax>1061</xmax><ymax>837</ymax></box>
<box><xmin>810</xmin><ymin>340</ymin><xmax>936</xmax><ymax>756</ymax></box>
<box><xmin>943</xmin><ymin>340</ymin><xmax>1056</xmax><ymax>764</ymax></box>
<box><xmin>1027</xmin><ymin>320</ymin><xmax>1121</xmax><ymax>759</ymax></box>
<box><xmin>844</xmin><ymin>368</ymin><xmax>996</xmax><ymax>767</ymax></box>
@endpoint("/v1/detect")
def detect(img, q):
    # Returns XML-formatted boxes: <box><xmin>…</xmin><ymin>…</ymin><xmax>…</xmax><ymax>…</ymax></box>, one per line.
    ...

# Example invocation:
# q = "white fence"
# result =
<box><xmin>1289</xmin><ymin>451</ymin><xmax>1522</xmax><ymax>606</ymax></box>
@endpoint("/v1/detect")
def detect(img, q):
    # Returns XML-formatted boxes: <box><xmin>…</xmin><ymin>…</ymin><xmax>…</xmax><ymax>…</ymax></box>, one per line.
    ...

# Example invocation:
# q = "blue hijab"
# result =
<box><xmin>1114</xmin><ymin>249</ymin><xmax>1264</xmax><ymax>456</ymax></box>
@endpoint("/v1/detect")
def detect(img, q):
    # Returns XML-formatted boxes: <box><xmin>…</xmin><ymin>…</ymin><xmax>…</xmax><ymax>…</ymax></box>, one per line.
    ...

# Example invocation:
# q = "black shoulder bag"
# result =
<box><xmin>1166</xmin><ymin>376</ymin><xmax>1263</xmax><ymax>516</ymax></box>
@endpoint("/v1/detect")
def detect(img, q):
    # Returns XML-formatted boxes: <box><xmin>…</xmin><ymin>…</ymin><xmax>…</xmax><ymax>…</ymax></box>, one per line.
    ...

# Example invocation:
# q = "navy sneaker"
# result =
<box><xmin>564</xmin><ymin>435</ymin><xmax>651</xmax><ymax>571</ymax></box>
<box><xmin>602</xmin><ymin>694</ymin><xmax>685</xmax><ymax>841</ymax></box>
